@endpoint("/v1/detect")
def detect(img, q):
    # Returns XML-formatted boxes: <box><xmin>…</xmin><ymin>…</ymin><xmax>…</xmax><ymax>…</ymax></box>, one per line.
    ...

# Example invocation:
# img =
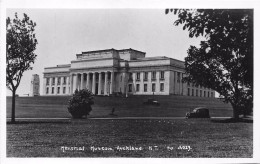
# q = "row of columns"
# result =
<box><xmin>70</xmin><ymin>71</ymin><xmax>114</xmax><ymax>95</ymax></box>
<box><xmin>174</xmin><ymin>71</ymin><xmax>184</xmax><ymax>95</ymax></box>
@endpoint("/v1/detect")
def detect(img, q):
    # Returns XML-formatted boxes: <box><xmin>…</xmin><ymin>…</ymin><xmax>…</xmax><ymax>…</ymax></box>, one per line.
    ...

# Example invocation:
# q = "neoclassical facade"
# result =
<box><xmin>43</xmin><ymin>48</ymin><xmax>215</xmax><ymax>97</ymax></box>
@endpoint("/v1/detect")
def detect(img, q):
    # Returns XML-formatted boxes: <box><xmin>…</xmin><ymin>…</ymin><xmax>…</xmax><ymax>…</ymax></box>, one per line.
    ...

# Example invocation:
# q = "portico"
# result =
<box><xmin>70</xmin><ymin>71</ymin><xmax>114</xmax><ymax>95</ymax></box>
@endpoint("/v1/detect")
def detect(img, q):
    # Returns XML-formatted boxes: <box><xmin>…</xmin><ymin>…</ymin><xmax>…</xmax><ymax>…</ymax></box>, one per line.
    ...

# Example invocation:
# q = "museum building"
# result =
<box><xmin>43</xmin><ymin>48</ymin><xmax>215</xmax><ymax>97</ymax></box>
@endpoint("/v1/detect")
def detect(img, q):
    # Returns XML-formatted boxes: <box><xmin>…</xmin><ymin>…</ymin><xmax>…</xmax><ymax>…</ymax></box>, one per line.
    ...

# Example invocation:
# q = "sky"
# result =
<box><xmin>6</xmin><ymin>9</ymin><xmax>204</xmax><ymax>96</ymax></box>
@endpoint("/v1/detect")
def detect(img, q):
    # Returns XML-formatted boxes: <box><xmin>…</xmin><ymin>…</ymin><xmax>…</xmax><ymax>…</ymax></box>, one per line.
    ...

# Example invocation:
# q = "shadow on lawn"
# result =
<box><xmin>7</xmin><ymin>120</ymin><xmax>72</xmax><ymax>125</ymax></box>
<box><xmin>211</xmin><ymin>118</ymin><xmax>253</xmax><ymax>123</ymax></box>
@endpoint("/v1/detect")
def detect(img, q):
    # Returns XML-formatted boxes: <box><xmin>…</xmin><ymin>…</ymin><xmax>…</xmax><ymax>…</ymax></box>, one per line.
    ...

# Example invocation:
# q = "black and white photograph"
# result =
<box><xmin>1</xmin><ymin>0</ymin><xmax>259</xmax><ymax>163</ymax></box>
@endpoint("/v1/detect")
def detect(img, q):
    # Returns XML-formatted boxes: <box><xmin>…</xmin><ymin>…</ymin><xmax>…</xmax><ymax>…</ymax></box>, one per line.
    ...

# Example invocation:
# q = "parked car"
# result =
<box><xmin>186</xmin><ymin>107</ymin><xmax>210</xmax><ymax>118</ymax></box>
<box><xmin>143</xmin><ymin>99</ymin><xmax>160</xmax><ymax>106</ymax></box>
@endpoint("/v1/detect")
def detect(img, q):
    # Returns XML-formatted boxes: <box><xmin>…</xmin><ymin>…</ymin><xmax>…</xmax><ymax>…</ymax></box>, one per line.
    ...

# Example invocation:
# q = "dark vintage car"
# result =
<box><xmin>186</xmin><ymin>107</ymin><xmax>210</xmax><ymax>118</ymax></box>
<box><xmin>143</xmin><ymin>99</ymin><xmax>160</xmax><ymax>106</ymax></box>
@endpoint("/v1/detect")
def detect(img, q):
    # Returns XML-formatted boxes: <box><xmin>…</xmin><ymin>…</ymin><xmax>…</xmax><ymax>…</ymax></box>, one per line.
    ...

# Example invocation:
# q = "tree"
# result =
<box><xmin>6</xmin><ymin>13</ymin><xmax>38</xmax><ymax>123</ymax></box>
<box><xmin>68</xmin><ymin>89</ymin><xmax>94</xmax><ymax>118</ymax></box>
<box><xmin>166</xmin><ymin>9</ymin><xmax>253</xmax><ymax>119</ymax></box>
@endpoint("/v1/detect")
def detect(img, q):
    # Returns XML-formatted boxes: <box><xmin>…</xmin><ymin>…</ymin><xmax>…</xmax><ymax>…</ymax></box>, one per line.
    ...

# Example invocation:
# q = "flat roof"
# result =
<box><xmin>81</xmin><ymin>48</ymin><xmax>145</xmax><ymax>54</ymax></box>
<box><xmin>45</xmin><ymin>64</ymin><xmax>71</xmax><ymax>69</ymax></box>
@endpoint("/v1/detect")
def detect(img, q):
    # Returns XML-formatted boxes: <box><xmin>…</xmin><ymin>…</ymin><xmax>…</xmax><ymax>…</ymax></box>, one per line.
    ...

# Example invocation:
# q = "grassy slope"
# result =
<box><xmin>7</xmin><ymin>119</ymin><xmax>252</xmax><ymax>157</ymax></box>
<box><xmin>6</xmin><ymin>95</ymin><xmax>233</xmax><ymax>118</ymax></box>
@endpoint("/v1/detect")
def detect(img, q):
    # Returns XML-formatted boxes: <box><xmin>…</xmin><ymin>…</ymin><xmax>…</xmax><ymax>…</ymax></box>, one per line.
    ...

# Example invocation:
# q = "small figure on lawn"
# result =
<box><xmin>109</xmin><ymin>107</ymin><xmax>117</xmax><ymax>116</ymax></box>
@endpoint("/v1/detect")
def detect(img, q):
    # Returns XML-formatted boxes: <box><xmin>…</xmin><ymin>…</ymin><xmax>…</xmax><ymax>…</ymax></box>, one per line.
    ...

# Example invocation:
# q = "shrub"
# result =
<box><xmin>68</xmin><ymin>89</ymin><xmax>94</xmax><ymax>118</ymax></box>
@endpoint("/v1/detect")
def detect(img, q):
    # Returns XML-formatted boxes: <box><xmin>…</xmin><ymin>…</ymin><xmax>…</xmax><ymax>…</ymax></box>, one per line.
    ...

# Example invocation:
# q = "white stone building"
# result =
<box><xmin>43</xmin><ymin>48</ymin><xmax>215</xmax><ymax>97</ymax></box>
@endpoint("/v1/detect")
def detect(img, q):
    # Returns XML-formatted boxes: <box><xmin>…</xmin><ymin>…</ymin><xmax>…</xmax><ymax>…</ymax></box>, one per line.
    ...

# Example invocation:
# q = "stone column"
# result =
<box><xmin>180</xmin><ymin>73</ymin><xmax>183</xmax><ymax>95</ymax></box>
<box><xmin>70</xmin><ymin>74</ymin><xmax>73</xmax><ymax>95</ymax></box>
<box><xmin>80</xmin><ymin>73</ymin><xmax>84</xmax><ymax>90</ymax></box>
<box><xmin>140</xmin><ymin>72</ymin><xmax>144</xmax><ymax>94</ymax></box>
<box><xmin>148</xmin><ymin>72</ymin><xmax>151</xmax><ymax>94</ymax></box>
<box><xmin>50</xmin><ymin>77</ymin><xmax>52</xmax><ymax>93</ymax></box>
<box><xmin>156</xmin><ymin>71</ymin><xmax>160</xmax><ymax>94</ymax></box>
<box><xmin>174</xmin><ymin>71</ymin><xmax>177</xmax><ymax>94</ymax></box>
<box><xmin>86</xmin><ymin>73</ymin><xmax>90</xmax><ymax>90</ymax></box>
<box><xmin>104</xmin><ymin>72</ymin><xmax>108</xmax><ymax>95</ymax></box>
<box><xmin>54</xmin><ymin>77</ymin><xmax>58</xmax><ymax>95</ymax></box>
<box><xmin>110</xmin><ymin>71</ymin><xmax>114</xmax><ymax>95</ymax></box>
<box><xmin>92</xmin><ymin>73</ymin><xmax>96</xmax><ymax>94</ymax></box>
<box><xmin>75</xmin><ymin>74</ymin><xmax>78</xmax><ymax>91</ymax></box>
<box><xmin>122</xmin><ymin>72</ymin><xmax>126</xmax><ymax>94</ymax></box>
<box><xmin>66</xmin><ymin>76</ymin><xmax>69</xmax><ymax>95</ymax></box>
<box><xmin>98</xmin><ymin>72</ymin><xmax>102</xmax><ymax>95</ymax></box>
<box><xmin>132</xmin><ymin>72</ymin><xmax>136</xmax><ymax>93</ymax></box>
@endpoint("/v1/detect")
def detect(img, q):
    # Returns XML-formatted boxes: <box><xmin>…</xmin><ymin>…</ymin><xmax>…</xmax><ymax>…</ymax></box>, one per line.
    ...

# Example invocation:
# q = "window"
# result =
<box><xmin>136</xmin><ymin>72</ymin><xmax>140</xmax><ymax>81</ymax></box>
<box><xmin>136</xmin><ymin>84</ymin><xmax>140</xmax><ymax>92</ymax></box>
<box><xmin>208</xmin><ymin>91</ymin><xmax>210</xmax><ymax>97</ymax></box>
<box><xmin>160</xmin><ymin>83</ymin><xmax>164</xmax><ymax>92</ymax></box>
<box><xmin>160</xmin><ymin>71</ymin><xmax>164</xmax><ymax>79</ymax></box>
<box><xmin>200</xmin><ymin>90</ymin><xmax>202</xmax><ymax>97</ymax></box>
<box><xmin>128</xmin><ymin>84</ymin><xmax>132</xmax><ymax>92</ymax></box>
<box><xmin>57</xmin><ymin>87</ymin><xmax>60</xmax><ymax>94</ymax></box>
<box><xmin>144</xmin><ymin>84</ymin><xmax>147</xmax><ymax>92</ymax></box>
<box><xmin>211</xmin><ymin>92</ymin><xmax>214</xmax><ymax>97</ymax></box>
<box><xmin>204</xmin><ymin>91</ymin><xmax>206</xmax><ymax>97</ymax></box>
<box><xmin>46</xmin><ymin>87</ymin><xmax>49</xmax><ymax>94</ymax></box>
<box><xmin>152</xmin><ymin>71</ymin><xmax>156</xmax><ymax>80</ymax></box>
<box><xmin>188</xmin><ymin>88</ymin><xmax>190</xmax><ymax>96</ymax></box>
<box><xmin>192</xmin><ymin>89</ymin><xmax>194</xmax><ymax>96</ymax></box>
<box><xmin>129</xmin><ymin>73</ymin><xmax>133</xmax><ymax>80</ymax></box>
<box><xmin>144</xmin><ymin>72</ymin><xmax>148</xmax><ymax>81</ymax></box>
<box><xmin>52</xmin><ymin>87</ymin><xmax>54</xmax><ymax>94</ymax></box>
<box><xmin>177</xmin><ymin>72</ymin><xmax>180</xmax><ymax>83</ymax></box>
<box><xmin>52</xmin><ymin>77</ymin><xmax>55</xmax><ymax>85</ymax></box>
<box><xmin>196</xmin><ymin>89</ymin><xmax>198</xmax><ymax>96</ymax></box>
<box><xmin>63</xmin><ymin>77</ymin><xmax>66</xmax><ymax>85</ymax></box>
<box><xmin>63</xmin><ymin>87</ymin><xmax>66</xmax><ymax>94</ymax></box>
<box><xmin>152</xmin><ymin>83</ymin><xmax>156</xmax><ymax>92</ymax></box>
<box><xmin>58</xmin><ymin>77</ymin><xmax>61</xmax><ymax>85</ymax></box>
<box><xmin>46</xmin><ymin>78</ymin><xmax>50</xmax><ymax>85</ymax></box>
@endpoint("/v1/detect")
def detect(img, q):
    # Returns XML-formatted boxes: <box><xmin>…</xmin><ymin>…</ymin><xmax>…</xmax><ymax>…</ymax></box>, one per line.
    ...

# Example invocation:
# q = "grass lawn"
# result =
<box><xmin>7</xmin><ymin>118</ymin><xmax>253</xmax><ymax>157</ymax></box>
<box><xmin>6</xmin><ymin>95</ymin><xmax>233</xmax><ymax>118</ymax></box>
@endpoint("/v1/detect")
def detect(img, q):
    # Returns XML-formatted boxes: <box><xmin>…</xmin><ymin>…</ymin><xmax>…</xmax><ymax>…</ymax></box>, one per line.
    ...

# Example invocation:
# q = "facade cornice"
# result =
<box><xmin>69</xmin><ymin>66</ymin><xmax>119</xmax><ymax>73</ymax></box>
<box><xmin>71</xmin><ymin>57</ymin><xmax>119</xmax><ymax>63</ymax></box>
<box><xmin>129</xmin><ymin>64</ymin><xmax>184</xmax><ymax>71</ymax></box>
<box><xmin>43</xmin><ymin>71</ymin><xmax>70</xmax><ymax>77</ymax></box>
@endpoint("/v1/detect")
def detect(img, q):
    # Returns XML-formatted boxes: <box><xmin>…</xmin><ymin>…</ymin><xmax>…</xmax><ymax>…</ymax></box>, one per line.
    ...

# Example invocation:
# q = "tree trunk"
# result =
<box><xmin>231</xmin><ymin>103</ymin><xmax>240</xmax><ymax>120</ymax></box>
<box><xmin>11</xmin><ymin>90</ymin><xmax>16</xmax><ymax>123</ymax></box>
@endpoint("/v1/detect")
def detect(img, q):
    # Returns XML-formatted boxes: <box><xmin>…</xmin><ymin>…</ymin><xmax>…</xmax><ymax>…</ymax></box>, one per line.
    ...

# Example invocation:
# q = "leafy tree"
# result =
<box><xmin>68</xmin><ymin>89</ymin><xmax>94</xmax><ymax>118</ymax></box>
<box><xmin>166</xmin><ymin>9</ymin><xmax>253</xmax><ymax>119</ymax></box>
<box><xmin>6</xmin><ymin>13</ymin><xmax>38</xmax><ymax>123</ymax></box>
